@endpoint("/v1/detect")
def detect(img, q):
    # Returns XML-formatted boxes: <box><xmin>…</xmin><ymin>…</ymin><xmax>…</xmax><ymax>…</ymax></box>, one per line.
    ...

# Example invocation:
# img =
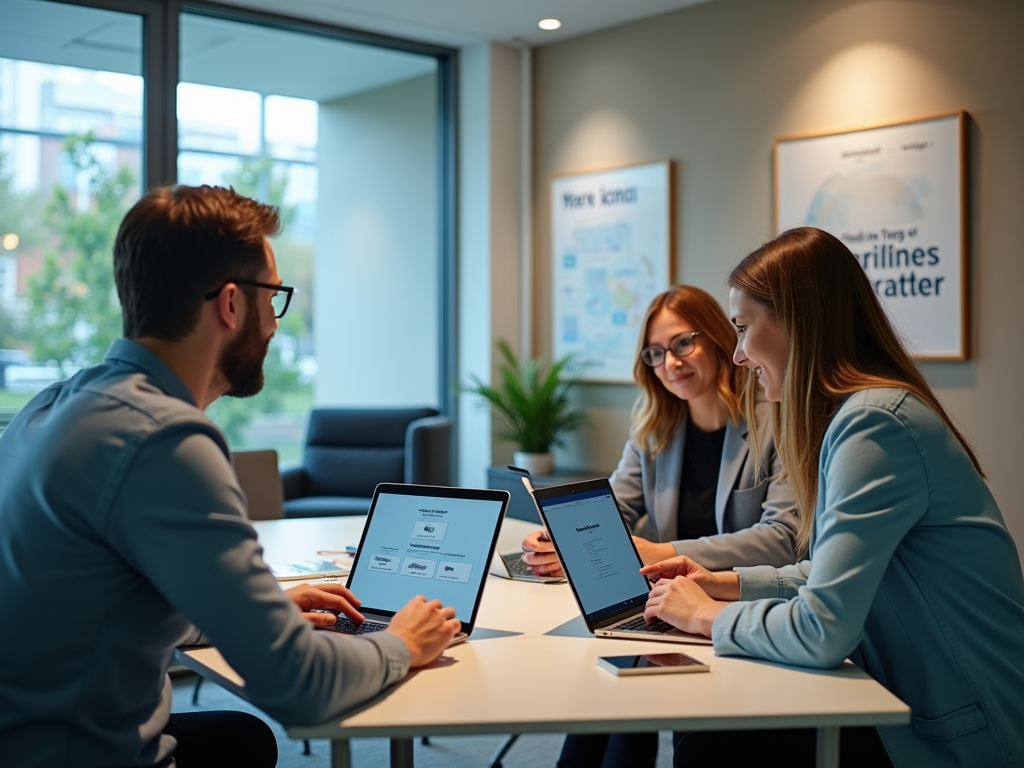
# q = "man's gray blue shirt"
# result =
<box><xmin>0</xmin><ymin>339</ymin><xmax>410</xmax><ymax>768</ymax></box>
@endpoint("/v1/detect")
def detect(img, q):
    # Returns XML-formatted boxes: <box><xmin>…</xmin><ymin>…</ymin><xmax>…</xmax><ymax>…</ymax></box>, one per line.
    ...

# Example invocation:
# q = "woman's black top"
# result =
<box><xmin>676</xmin><ymin>423</ymin><xmax>727</xmax><ymax>541</ymax></box>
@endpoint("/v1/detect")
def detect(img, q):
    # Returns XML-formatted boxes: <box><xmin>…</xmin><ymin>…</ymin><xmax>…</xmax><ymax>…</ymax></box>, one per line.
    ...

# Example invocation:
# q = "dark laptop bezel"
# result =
<box><xmin>346</xmin><ymin>482</ymin><xmax>510</xmax><ymax>636</ymax></box>
<box><xmin>530</xmin><ymin>478</ymin><xmax>653</xmax><ymax>631</ymax></box>
<box><xmin>490</xmin><ymin>466</ymin><xmax>565</xmax><ymax>584</ymax></box>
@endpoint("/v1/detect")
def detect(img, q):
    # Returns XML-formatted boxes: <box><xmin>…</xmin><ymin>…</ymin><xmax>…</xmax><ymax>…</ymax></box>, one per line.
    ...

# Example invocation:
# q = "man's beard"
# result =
<box><xmin>219</xmin><ymin>302</ymin><xmax>272</xmax><ymax>398</ymax></box>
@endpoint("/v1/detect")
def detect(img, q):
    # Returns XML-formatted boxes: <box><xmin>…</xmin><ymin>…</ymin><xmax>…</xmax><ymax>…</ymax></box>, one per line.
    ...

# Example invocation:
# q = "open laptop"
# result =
<box><xmin>323</xmin><ymin>483</ymin><xmax>509</xmax><ymax>645</ymax></box>
<box><xmin>488</xmin><ymin>466</ymin><xmax>564</xmax><ymax>583</ymax></box>
<box><xmin>531</xmin><ymin>478</ymin><xmax>712</xmax><ymax>645</ymax></box>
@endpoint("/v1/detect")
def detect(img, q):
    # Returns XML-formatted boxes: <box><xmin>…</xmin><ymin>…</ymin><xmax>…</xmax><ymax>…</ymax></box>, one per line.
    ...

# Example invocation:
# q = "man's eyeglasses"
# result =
<box><xmin>204</xmin><ymin>279</ymin><xmax>296</xmax><ymax>319</ymax></box>
<box><xmin>640</xmin><ymin>331</ymin><xmax>702</xmax><ymax>367</ymax></box>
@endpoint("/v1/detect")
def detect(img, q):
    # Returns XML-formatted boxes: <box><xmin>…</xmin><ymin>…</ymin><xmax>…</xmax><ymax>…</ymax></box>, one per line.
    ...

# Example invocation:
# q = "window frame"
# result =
<box><xmin>30</xmin><ymin>0</ymin><xmax>459</xmax><ymax>443</ymax></box>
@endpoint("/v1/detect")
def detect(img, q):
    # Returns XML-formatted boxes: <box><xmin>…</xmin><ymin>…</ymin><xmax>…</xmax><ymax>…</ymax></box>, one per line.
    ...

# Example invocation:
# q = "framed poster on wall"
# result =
<box><xmin>551</xmin><ymin>160</ymin><xmax>673</xmax><ymax>383</ymax></box>
<box><xmin>775</xmin><ymin>112</ymin><xmax>967</xmax><ymax>360</ymax></box>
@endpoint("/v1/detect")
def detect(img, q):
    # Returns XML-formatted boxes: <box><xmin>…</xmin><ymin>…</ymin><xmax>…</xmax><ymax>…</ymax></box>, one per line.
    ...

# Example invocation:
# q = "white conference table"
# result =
<box><xmin>176</xmin><ymin>515</ymin><xmax>909</xmax><ymax>768</ymax></box>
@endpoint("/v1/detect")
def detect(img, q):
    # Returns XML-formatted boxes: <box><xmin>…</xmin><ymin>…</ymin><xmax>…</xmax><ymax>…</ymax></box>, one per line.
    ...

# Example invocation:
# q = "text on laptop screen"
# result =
<box><xmin>349</xmin><ymin>492</ymin><xmax>504</xmax><ymax>622</ymax></box>
<box><xmin>539</xmin><ymin>489</ymin><xmax>650</xmax><ymax>617</ymax></box>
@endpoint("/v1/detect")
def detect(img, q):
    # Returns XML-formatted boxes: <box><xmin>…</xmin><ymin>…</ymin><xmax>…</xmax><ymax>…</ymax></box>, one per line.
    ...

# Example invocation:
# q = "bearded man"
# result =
<box><xmin>0</xmin><ymin>185</ymin><xmax>459</xmax><ymax>768</ymax></box>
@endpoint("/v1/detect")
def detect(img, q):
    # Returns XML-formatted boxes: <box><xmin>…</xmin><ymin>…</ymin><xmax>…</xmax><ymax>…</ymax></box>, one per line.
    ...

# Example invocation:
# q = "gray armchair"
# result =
<box><xmin>282</xmin><ymin>407</ymin><xmax>452</xmax><ymax>517</ymax></box>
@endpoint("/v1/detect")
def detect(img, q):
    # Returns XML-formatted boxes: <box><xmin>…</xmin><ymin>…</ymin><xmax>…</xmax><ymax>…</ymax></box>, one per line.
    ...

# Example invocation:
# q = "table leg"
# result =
<box><xmin>390</xmin><ymin>736</ymin><xmax>415</xmax><ymax>768</ymax></box>
<box><xmin>816</xmin><ymin>726</ymin><xmax>840</xmax><ymax>768</ymax></box>
<box><xmin>331</xmin><ymin>738</ymin><xmax>351</xmax><ymax>768</ymax></box>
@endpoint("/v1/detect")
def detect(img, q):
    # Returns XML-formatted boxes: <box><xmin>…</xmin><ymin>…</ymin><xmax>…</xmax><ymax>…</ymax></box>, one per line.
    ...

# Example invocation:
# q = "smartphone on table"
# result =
<box><xmin>597</xmin><ymin>652</ymin><xmax>710</xmax><ymax>676</ymax></box>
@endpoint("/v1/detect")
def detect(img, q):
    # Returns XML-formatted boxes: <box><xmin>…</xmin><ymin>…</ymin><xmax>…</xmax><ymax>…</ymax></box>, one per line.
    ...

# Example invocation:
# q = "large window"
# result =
<box><xmin>0</xmin><ymin>0</ymin><xmax>455</xmax><ymax>456</ymax></box>
<box><xmin>0</xmin><ymin>0</ymin><xmax>143</xmax><ymax>429</ymax></box>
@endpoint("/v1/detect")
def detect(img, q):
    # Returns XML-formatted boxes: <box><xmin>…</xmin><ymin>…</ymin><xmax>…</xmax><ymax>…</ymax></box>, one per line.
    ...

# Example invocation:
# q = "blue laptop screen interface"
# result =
<box><xmin>539</xmin><ymin>488</ymin><xmax>649</xmax><ymax>617</ymax></box>
<box><xmin>350</xmin><ymin>492</ymin><xmax>503</xmax><ymax>622</ymax></box>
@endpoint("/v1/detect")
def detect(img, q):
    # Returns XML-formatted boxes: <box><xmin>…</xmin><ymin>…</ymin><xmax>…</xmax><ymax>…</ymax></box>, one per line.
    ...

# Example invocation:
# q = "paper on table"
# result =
<box><xmin>268</xmin><ymin>559</ymin><xmax>350</xmax><ymax>581</ymax></box>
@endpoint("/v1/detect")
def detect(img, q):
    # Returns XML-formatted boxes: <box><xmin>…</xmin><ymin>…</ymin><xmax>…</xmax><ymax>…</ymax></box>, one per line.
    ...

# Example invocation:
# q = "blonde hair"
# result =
<box><xmin>729</xmin><ymin>227</ymin><xmax>983</xmax><ymax>556</ymax></box>
<box><xmin>632</xmin><ymin>285</ymin><xmax>745</xmax><ymax>455</ymax></box>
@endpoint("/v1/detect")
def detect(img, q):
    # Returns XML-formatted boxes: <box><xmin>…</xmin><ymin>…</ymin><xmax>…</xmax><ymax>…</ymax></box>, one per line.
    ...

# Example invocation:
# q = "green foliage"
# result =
<box><xmin>460</xmin><ymin>339</ymin><xmax>587</xmax><ymax>453</ymax></box>
<box><xmin>0</xmin><ymin>149</ymin><xmax>45</xmax><ymax>254</ymax></box>
<box><xmin>0</xmin><ymin>149</ymin><xmax>44</xmax><ymax>349</ymax></box>
<box><xmin>223</xmin><ymin>157</ymin><xmax>295</xmax><ymax>228</ymax></box>
<box><xmin>0</xmin><ymin>304</ymin><xmax>19</xmax><ymax>348</ymax></box>
<box><xmin>12</xmin><ymin>137</ymin><xmax>311</xmax><ymax>450</ymax></box>
<box><xmin>24</xmin><ymin>133</ymin><xmax>133</xmax><ymax>374</ymax></box>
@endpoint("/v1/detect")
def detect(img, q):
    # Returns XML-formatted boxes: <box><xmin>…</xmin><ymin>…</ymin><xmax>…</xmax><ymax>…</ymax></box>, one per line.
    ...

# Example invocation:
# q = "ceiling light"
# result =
<box><xmin>538</xmin><ymin>18</ymin><xmax>562</xmax><ymax>31</ymax></box>
<box><xmin>1</xmin><ymin>233</ymin><xmax>18</xmax><ymax>250</ymax></box>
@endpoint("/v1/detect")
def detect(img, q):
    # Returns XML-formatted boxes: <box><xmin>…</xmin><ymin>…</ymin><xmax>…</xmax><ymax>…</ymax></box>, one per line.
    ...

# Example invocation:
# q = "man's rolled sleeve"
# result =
<box><xmin>364</xmin><ymin>632</ymin><xmax>412</xmax><ymax>689</ymax></box>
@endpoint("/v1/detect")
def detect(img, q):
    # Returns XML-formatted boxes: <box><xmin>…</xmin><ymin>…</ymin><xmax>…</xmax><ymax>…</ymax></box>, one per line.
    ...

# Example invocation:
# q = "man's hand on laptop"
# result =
<box><xmin>286</xmin><ymin>583</ymin><xmax>365</xmax><ymax>627</ymax></box>
<box><xmin>521</xmin><ymin>529</ymin><xmax>563</xmax><ymax>577</ymax></box>
<box><xmin>387</xmin><ymin>596</ymin><xmax>462</xmax><ymax>667</ymax></box>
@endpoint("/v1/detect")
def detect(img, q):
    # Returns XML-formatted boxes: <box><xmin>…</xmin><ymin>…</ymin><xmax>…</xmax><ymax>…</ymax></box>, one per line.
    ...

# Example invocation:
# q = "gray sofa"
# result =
<box><xmin>281</xmin><ymin>407</ymin><xmax>452</xmax><ymax>517</ymax></box>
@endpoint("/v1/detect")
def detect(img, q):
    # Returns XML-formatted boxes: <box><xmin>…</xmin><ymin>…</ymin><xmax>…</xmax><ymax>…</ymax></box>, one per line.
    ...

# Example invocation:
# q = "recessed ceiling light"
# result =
<box><xmin>538</xmin><ymin>18</ymin><xmax>562</xmax><ymax>31</ymax></box>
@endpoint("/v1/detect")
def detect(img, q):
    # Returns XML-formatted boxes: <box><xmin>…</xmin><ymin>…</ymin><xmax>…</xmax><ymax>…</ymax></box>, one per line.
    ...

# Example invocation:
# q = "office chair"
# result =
<box><xmin>281</xmin><ymin>407</ymin><xmax>452</xmax><ymax>517</ymax></box>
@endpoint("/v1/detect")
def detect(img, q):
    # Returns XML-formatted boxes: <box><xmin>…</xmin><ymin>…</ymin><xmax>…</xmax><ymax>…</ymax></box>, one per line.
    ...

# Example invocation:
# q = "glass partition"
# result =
<box><xmin>179</xmin><ymin>13</ymin><xmax>441</xmax><ymax>463</ymax></box>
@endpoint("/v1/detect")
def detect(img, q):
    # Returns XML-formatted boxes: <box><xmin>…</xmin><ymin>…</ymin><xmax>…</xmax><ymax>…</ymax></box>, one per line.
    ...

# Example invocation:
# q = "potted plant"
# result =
<box><xmin>460</xmin><ymin>339</ymin><xmax>588</xmax><ymax>476</ymax></box>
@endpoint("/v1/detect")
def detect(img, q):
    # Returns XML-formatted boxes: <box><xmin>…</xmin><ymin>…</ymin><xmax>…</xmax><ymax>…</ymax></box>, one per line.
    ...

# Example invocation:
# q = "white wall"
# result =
<box><xmin>456</xmin><ymin>42</ymin><xmax>522</xmax><ymax>487</ymax></box>
<box><xmin>532</xmin><ymin>0</ymin><xmax>1024</xmax><ymax>556</ymax></box>
<box><xmin>314</xmin><ymin>73</ymin><xmax>439</xmax><ymax>407</ymax></box>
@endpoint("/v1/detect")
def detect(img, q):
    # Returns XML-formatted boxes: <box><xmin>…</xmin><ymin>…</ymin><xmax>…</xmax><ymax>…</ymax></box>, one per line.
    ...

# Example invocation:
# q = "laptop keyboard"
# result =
<box><xmin>504</xmin><ymin>553</ymin><xmax>537</xmax><ymax>576</ymax></box>
<box><xmin>326</xmin><ymin>616</ymin><xmax>389</xmax><ymax>635</ymax></box>
<box><xmin>615</xmin><ymin>615</ymin><xmax>677</xmax><ymax>634</ymax></box>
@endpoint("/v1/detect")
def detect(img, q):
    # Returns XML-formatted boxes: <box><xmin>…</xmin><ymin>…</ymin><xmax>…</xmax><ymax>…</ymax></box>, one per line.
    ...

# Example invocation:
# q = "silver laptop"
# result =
<box><xmin>489</xmin><ymin>466</ymin><xmax>564</xmax><ymax>584</ymax></box>
<box><xmin>324</xmin><ymin>483</ymin><xmax>509</xmax><ymax>645</ymax></box>
<box><xmin>532</xmin><ymin>478</ymin><xmax>712</xmax><ymax>645</ymax></box>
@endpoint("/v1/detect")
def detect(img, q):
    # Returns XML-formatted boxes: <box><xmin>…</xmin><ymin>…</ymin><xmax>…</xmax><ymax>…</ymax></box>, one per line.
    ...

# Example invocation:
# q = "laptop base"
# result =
<box><xmin>597</xmin><ymin>628</ymin><xmax>713</xmax><ymax>645</ymax></box>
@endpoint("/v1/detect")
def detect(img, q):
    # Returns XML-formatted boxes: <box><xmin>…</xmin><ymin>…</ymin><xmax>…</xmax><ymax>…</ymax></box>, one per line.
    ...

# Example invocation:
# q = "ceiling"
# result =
<box><xmin>0</xmin><ymin>0</ymin><xmax>716</xmax><ymax>103</ymax></box>
<box><xmin>214</xmin><ymin>0</ymin><xmax>718</xmax><ymax>48</ymax></box>
<box><xmin>0</xmin><ymin>0</ymin><xmax>436</xmax><ymax>101</ymax></box>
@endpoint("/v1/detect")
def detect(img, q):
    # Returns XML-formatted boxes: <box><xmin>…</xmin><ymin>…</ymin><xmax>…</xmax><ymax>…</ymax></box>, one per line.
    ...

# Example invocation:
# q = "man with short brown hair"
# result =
<box><xmin>0</xmin><ymin>185</ymin><xmax>460</xmax><ymax>768</ymax></box>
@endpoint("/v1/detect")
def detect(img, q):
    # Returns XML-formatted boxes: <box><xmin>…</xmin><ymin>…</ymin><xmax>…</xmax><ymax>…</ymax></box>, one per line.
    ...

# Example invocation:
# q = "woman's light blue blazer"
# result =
<box><xmin>713</xmin><ymin>388</ymin><xmax>1024</xmax><ymax>767</ymax></box>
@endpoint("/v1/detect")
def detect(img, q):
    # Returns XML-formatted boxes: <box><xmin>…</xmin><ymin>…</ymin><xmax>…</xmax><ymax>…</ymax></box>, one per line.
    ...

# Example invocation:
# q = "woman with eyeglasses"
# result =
<box><xmin>640</xmin><ymin>229</ymin><xmax>1024</xmax><ymax>768</ymax></box>
<box><xmin>521</xmin><ymin>285</ymin><xmax>800</xmax><ymax>768</ymax></box>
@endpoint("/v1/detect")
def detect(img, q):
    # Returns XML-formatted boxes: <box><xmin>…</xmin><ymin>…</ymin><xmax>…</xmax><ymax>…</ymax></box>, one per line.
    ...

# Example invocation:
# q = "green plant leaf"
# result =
<box><xmin>457</xmin><ymin>338</ymin><xmax>587</xmax><ymax>453</ymax></box>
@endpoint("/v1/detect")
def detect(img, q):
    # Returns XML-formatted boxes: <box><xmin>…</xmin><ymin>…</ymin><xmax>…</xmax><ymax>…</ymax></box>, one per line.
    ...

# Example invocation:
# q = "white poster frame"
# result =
<box><xmin>550</xmin><ymin>160</ymin><xmax>674</xmax><ymax>383</ymax></box>
<box><xmin>775</xmin><ymin>112</ymin><xmax>968</xmax><ymax>361</ymax></box>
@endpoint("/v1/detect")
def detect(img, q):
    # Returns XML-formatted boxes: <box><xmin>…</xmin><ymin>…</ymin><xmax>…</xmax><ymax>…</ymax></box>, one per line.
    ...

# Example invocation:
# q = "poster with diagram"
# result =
<box><xmin>776</xmin><ymin>112</ymin><xmax>967</xmax><ymax>359</ymax></box>
<box><xmin>551</xmin><ymin>161</ymin><xmax>672</xmax><ymax>382</ymax></box>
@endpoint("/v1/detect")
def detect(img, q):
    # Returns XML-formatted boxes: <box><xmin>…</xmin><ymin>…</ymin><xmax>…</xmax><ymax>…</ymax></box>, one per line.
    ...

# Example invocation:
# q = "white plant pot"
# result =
<box><xmin>513</xmin><ymin>451</ymin><xmax>554</xmax><ymax>476</ymax></box>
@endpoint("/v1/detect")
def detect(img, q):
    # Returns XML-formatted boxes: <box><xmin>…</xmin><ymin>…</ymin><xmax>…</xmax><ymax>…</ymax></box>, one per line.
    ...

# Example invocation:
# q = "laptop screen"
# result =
<box><xmin>536</xmin><ymin>484</ymin><xmax>650</xmax><ymax>622</ymax></box>
<box><xmin>347</xmin><ymin>486</ymin><xmax>507</xmax><ymax>624</ymax></box>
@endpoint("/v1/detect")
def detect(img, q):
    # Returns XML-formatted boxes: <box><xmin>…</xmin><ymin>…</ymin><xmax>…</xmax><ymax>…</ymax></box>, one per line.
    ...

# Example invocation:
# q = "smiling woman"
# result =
<box><xmin>728</xmin><ymin>288</ymin><xmax>790</xmax><ymax>403</ymax></box>
<box><xmin>640</xmin><ymin>228</ymin><xmax>1024</xmax><ymax>768</ymax></box>
<box><xmin>523</xmin><ymin>284</ymin><xmax>800</xmax><ymax>768</ymax></box>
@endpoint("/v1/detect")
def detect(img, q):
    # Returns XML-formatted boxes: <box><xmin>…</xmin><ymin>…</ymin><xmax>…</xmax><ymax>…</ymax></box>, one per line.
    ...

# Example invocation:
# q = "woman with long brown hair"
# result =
<box><xmin>521</xmin><ymin>285</ymin><xmax>799</xmax><ymax>768</ymax></box>
<box><xmin>641</xmin><ymin>228</ymin><xmax>1024</xmax><ymax>768</ymax></box>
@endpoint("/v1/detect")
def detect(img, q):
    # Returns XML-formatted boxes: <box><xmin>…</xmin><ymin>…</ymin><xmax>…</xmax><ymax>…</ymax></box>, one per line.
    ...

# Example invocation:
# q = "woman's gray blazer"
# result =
<box><xmin>609</xmin><ymin>401</ymin><xmax>798</xmax><ymax>569</ymax></box>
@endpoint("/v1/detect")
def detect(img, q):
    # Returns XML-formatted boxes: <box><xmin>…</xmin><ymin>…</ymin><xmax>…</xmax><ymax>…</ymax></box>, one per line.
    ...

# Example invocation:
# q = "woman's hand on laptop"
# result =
<box><xmin>631</xmin><ymin>536</ymin><xmax>677</xmax><ymax>566</ymax></box>
<box><xmin>644</xmin><ymin>576</ymin><xmax>725</xmax><ymax>637</ymax></box>
<box><xmin>639</xmin><ymin>556</ymin><xmax>740</xmax><ymax>602</ymax></box>
<box><xmin>387</xmin><ymin>596</ymin><xmax>462</xmax><ymax>667</ymax></box>
<box><xmin>286</xmin><ymin>583</ymin><xmax>365</xmax><ymax>627</ymax></box>
<box><xmin>521</xmin><ymin>529</ymin><xmax>563</xmax><ymax>577</ymax></box>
